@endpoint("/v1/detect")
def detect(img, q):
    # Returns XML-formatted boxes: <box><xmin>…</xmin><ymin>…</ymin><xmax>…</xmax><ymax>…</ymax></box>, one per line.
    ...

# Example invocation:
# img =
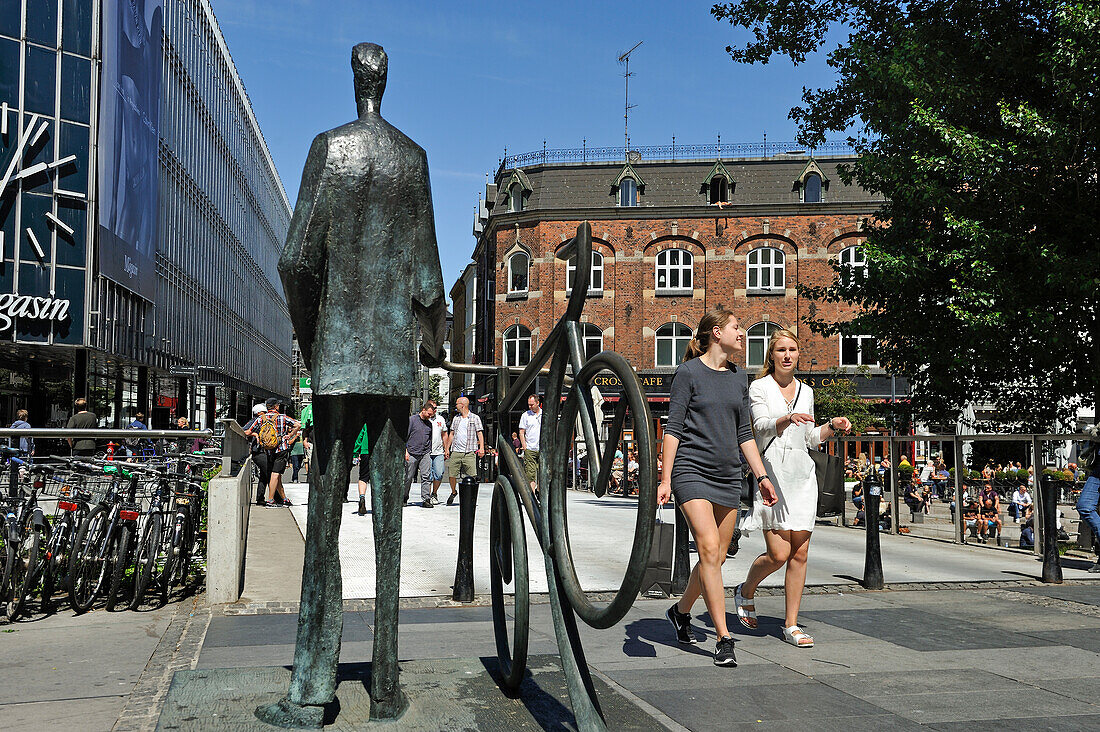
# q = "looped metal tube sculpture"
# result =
<box><xmin>444</xmin><ymin>221</ymin><xmax>657</xmax><ymax>730</ymax></box>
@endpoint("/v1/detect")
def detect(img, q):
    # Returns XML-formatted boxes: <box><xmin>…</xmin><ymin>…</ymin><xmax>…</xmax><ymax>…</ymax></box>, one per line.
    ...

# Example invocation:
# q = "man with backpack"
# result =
<box><xmin>245</xmin><ymin>398</ymin><xmax>301</xmax><ymax>507</ymax></box>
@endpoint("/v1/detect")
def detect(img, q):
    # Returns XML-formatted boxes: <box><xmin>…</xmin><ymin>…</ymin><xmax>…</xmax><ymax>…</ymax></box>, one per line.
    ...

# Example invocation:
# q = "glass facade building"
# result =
<box><xmin>0</xmin><ymin>0</ymin><xmax>292</xmax><ymax>430</ymax></box>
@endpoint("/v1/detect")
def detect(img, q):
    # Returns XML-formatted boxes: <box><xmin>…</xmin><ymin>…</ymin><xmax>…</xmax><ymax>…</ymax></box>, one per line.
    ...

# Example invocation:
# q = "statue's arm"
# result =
<box><xmin>278</xmin><ymin>133</ymin><xmax>330</xmax><ymax>370</ymax></box>
<box><xmin>410</xmin><ymin>150</ymin><xmax>447</xmax><ymax>367</ymax></box>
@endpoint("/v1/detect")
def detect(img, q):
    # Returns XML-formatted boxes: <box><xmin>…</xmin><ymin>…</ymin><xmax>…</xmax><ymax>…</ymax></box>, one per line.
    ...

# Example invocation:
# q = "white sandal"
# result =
<box><xmin>783</xmin><ymin>625</ymin><xmax>814</xmax><ymax>648</ymax></box>
<box><xmin>734</xmin><ymin>583</ymin><xmax>757</xmax><ymax>629</ymax></box>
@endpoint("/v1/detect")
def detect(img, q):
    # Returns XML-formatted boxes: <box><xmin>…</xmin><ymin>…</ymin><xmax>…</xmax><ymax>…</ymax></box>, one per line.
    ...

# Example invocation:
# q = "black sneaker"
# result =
<box><xmin>357</xmin><ymin>497</ymin><xmax>367</xmax><ymax>516</ymax></box>
<box><xmin>727</xmin><ymin>528</ymin><xmax>742</xmax><ymax>557</ymax></box>
<box><xmin>666</xmin><ymin>603</ymin><xmax>696</xmax><ymax>644</ymax></box>
<box><xmin>1089</xmin><ymin>561</ymin><xmax>1100</xmax><ymax>574</ymax></box>
<box><xmin>422</xmin><ymin>500</ymin><xmax>434</xmax><ymax>508</ymax></box>
<box><xmin>713</xmin><ymin>636</ymin><xmax>737</xmax><ymax>666</ymax></box>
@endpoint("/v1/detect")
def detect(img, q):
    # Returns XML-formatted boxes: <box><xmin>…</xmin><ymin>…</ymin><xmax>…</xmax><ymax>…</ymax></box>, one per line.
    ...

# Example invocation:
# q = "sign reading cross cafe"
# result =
<box><xmin>299</xmin><ymin>377</ymin><xmax>311</xmax><ymax>394</ymax></box>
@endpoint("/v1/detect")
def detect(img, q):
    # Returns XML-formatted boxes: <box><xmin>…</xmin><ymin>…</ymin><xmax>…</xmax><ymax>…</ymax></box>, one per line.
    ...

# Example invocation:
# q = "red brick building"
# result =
<box><xmin>456</xmin><ymin>143</ymin><xmax>901</xmax><ymax>451</ymax></box>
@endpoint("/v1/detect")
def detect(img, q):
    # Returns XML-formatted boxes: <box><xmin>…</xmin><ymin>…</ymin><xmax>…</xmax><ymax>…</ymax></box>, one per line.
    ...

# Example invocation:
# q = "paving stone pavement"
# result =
<box><xmin>161</xmin><ymin>583</ymin><xmax>1100</xmax><ymax>731</ymax></box>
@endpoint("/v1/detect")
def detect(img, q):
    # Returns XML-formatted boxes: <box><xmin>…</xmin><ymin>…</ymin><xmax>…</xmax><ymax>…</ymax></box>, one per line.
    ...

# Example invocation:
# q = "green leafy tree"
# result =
<box><xmin>713</xmin><ymin>0</ymin><xmax>1100</xmax><ymax>430</ymax></box>
<box><xmin>813</xmin><ymin>369</ymin><xmax>875</xmax><ymax>433</ymax></box>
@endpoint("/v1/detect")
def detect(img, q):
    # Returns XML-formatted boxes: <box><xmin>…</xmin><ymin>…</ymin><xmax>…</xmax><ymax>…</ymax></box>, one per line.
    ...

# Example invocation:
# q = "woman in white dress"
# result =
<box><xmin>734</xmin><ymin>329</ymin><xmax>851</xmax><ymax>647</ymax></box>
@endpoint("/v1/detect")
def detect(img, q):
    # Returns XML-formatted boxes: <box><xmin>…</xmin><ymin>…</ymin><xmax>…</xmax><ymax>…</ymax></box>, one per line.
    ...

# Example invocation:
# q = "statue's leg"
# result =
<box><xmin>256</xmin><ymin>394</ymin><xmax>358</xmax><ymax>728</ymax></box>
<box><xmin>368</xmin><ymin>396</ymin><xmax>411</xmax><ymax>720</ymax></box>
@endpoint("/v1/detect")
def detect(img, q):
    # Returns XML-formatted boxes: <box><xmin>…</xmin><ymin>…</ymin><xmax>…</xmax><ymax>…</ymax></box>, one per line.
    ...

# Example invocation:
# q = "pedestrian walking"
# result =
<box><xmin>427</xmin><ymin>406</ymin><xmax>449</xmax><ymax>504</ymax></box>
<box><xmin>658</xmin><ymin>307</ymin><xmax>777</xmax><ymax>667</ymax></box>
<box><xmin>446</xmin><ymin>396</ymin><xmax>484</xmax><ymax>505</ymax></box>
<box><xmin>405</xmin><ymin>401</ymin><xmax>436</xmax><ymax>508</ymax></box>
<box><xmin>519</xmin><ymin>394</ymin><xmax>543</xmax><ymax>491</ymax></box>
<box><xmin>735</xmin><ymin>329</ymin><xmax>851</xmax><ymax>648</ymax></box>
<box><xmin>354</xmin><ymin>423</ymin><xmax>370</xmax><ymax>515</ymax></box>
<box><xmin>245</xmin><ymin>398</ymin><xmax>301</xmax><ymax>507</ymax></box>
<box><xmin>1075</xmin><ymin>426</ymin><xmax>1100</xmax><ymax>572</ymax></box>
<box><xmin>290</xmin><ymin>432</ymin><xmax>305</xmax><ymax>483</ymax></box>
<box><xmin>65</xmin><ymin>398</ymin><xmax>98</xmax><ymax>457</ymax></box>
<box><xmin>8</xmin><ymin>409</ymin><xmax>34</xmax><ymax>459</ymax></box>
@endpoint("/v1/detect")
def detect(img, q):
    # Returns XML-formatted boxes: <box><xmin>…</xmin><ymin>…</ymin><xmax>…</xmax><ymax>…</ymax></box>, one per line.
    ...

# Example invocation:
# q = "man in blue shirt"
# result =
<box><xmin>9</xmin><ymin>409</ymin><xmax>34</xmax><ymax>458</ymax></box>
<box><xmin>125</xmin><ymin>412</ymin><xmax>150</xmax><ymax>456</ymax></box>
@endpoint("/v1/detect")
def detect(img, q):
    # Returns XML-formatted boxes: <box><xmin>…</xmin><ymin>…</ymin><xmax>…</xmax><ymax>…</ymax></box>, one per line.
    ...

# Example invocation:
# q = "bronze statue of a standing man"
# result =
<box><xmin>256</xmin><ymin>43</ymin><xmax>447</xmax><ymax>728</ymax></box>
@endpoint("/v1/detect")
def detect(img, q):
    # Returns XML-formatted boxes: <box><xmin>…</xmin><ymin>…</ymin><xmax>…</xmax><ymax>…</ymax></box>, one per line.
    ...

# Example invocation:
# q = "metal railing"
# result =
<box><xmin>498</xmin><ymin>139</ymin><xmax>859</xmax><ymax>172</ymax></box>
<box><xmin>832</xmin><ymin>432</ymin><xmax>1091</xmax><ymax>557</ymax></box>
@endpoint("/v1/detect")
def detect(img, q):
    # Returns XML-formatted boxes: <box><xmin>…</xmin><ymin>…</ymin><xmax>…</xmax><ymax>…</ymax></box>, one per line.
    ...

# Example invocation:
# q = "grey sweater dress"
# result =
<box><xmin>665</xmin><ymin>357</ymin><xmax>755</xmax><ymax>508</ymax></box>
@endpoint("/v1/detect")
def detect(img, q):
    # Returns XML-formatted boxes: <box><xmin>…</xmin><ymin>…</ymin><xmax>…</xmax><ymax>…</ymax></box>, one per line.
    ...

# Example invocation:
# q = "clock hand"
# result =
<box><xmin>9</xmin><ymin>155</ymin><xmax>77</xmax><ymax>183</ymax></box>
<box><xmin>0</xmin><ymin>113</ymin><xmax>41</xmax><ymax>197</ymax></box>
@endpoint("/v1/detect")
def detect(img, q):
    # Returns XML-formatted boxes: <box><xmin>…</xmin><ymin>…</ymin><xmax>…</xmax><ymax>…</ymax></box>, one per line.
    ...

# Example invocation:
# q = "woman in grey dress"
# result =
<box><xmin>658</xmin><ymin>307</ymin><xmax>778</xmax><ymax>666</ymax></box>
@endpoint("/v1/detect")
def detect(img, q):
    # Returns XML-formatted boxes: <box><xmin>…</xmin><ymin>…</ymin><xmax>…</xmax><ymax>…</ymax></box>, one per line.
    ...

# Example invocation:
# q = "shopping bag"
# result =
<box><xmin>811</xmin><ymin>446</ymin><xmax>845</xmax><ymax>518</ymax></box>
<box><xmin>641</xmin><ymin>506</ymin><xmax>675</xmax><ymax>599</ymax></box>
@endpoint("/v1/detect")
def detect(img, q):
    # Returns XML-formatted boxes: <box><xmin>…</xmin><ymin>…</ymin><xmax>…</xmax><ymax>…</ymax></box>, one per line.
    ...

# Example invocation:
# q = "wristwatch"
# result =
<box><xmin>756</xmin><ymin>474</ymin><xmax>770</xmax><ymax>482</ymax></box>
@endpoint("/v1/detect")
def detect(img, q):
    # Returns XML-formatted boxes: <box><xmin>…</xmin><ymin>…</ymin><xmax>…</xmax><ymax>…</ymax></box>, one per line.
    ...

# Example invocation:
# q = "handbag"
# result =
<box><xmin>811</xmin><ymin>445</ymin><xmax>845</xmax><ymax>517</ymax></box>
<box><xmin>641</xmin><ymin>505</ymin><xmax>675</xmax><ymax>598</ymax></box>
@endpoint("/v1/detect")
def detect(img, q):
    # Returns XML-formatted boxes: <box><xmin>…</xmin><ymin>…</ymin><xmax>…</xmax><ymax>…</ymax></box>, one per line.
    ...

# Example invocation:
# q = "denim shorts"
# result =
<box><xmin>430</xmin><ymin>454</ymin><xmax>447</xmax><ymax>481</ymax></box>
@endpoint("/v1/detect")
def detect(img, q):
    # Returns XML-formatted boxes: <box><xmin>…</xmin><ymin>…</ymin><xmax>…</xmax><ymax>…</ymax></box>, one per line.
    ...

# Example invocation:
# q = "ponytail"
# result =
<box><xmin>683</xmin><ymin>306</ymin><xmax>737</xmax><ymax>363</ymax></box>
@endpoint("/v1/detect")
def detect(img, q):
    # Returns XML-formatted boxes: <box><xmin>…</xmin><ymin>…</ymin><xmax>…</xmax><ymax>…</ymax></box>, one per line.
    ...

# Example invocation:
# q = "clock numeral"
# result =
<box><xmin>46</xmin><ymin>211</ymin><xmax>74</xmax><ymax>236</ymax></box>
<box><xmin>26</xmin><ymin>228</ymin><xmax>46</xmax><ymax>263</ymax></box>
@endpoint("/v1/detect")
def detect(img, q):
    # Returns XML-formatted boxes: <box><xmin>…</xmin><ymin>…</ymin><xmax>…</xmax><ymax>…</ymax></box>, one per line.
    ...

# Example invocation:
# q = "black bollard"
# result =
<box><xmin>452</xmin><ymin>475</ymin><xmax>480</xmax><ymax>601</ymax></box>
<box><xmin>863</xmin><ymin>473</ymin><xmax>885</xmax><ymax>590</ymax></box>
<box><xmin>1039</xmin><ymin>475</ymin><xmax>1063</xmax><ymax>584</ymax></box>
<box><xmin>671</xmin><ymin>500</ymin><xmax>691</xmax><ymax>595</ymax></box>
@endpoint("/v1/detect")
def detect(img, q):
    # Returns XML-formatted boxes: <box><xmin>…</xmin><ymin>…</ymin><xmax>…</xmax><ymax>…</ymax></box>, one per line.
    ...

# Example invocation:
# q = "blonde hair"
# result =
<box><xmin>758</xmin><ymin>328</ymin><xmax>801</xmax><ymax>378</ymax></box>
<box><xmin>683</xmin><ymin>306</ymin><xmax>736</xmax><ymax>362</ymax></box>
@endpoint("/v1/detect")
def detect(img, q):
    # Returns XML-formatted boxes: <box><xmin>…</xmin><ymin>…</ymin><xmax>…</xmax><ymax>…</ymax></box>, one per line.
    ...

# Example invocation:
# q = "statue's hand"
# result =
<box><xmin>419</xmin><ymin>344</ymin><xmax>445</xmax><ymax>369</ymax></box>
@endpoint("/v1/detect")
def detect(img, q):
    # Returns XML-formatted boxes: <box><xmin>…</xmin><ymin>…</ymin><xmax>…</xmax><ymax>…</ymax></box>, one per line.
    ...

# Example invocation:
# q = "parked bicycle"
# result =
<box><xmin>1</xmin><ymin>447</ymin><xmax>55</xmax><ymax>621</ymax></box>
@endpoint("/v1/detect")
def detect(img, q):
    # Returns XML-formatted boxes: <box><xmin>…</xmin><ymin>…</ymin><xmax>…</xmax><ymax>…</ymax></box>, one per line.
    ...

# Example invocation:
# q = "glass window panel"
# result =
<box><xmin>748</xmin><ymin>268</ymin><xmax>757</xmax><ymax>289</ymax></box>
<box><xmin>519</xmin><ymin>339</ymin><xmax>530</xmax><ymax>366</ymax></box>
<box><xmin>674</xmin><ymin>336</ymin><xmax>689</xmax><ymax>363</ymax></box>
<box><xmin>55</xmin><ymin>196</ymin><xmax>86</xmax><ymax>266</ymax></box>
<box><xmin>761</xmin><ymin>248</ymin><xmax>770</xmax><ymax>265</ymax></box>
<box><xmin>62</xmin><ymin>0</ymin><xmax>93</xmax><ymax>56</ymax></box>
<box><xmin>656</xmin><ymin>271</ymin><xmax>666</xmax><ymax>288</ymax></box>
<box><xmin>19</xmin><ymin>192</ymin><xmax>53</xmax><ymax>264</ymax></box>
<box><xmin>0</xmin><ymin>0</ymin><xmax>20</xmax><ymax>38</ymax></box>
<box><xmin>748</xmin><ymin>340</ymin><xmax>764</xmax><ymax>367</ymax></box>
<box><xmin>656</xmin><ymin>338</ymin><xmax>672</xmax><ymax>366</ymax></box>
<box><xmin>0</xmin><ymin>38</ymin><xmax>18</xmax><ymax>106</ymax></box>
<box><xmin>841</xmin><ymin>336</ymin><xmax>858</xmax><ymax>365</ymax></box>
<box><xmin>60</xmin><ymin>53</ymin><xmax>90</xmax><ymax>123</ymax></box>
<box><xmin>804</xmin><ymin>173</ymin><xmax>822</xmax><ymax>203</ymax></box>
<box><xmin>58</xmin><ymin>121</ymin><xmax>88</xmax><ymax>194</ymax></box>
<box><xmin>16</xmin><ymin>262</ymin><xmax>51</xmax><ymax>342</ymax></box>
<box><xmin>862</xmin><ymin>337</ymin><xmax>878</xmax><ymax>365</ymax></box>
<box><xmin>25</xmin><ymin>45</ymin><xmax>57</xmax><ymax>116</ymax></box>
<box><xmin>26</xmin><ymin>0</ymin><xmax>58</xmax><ymax>47</ymax></box>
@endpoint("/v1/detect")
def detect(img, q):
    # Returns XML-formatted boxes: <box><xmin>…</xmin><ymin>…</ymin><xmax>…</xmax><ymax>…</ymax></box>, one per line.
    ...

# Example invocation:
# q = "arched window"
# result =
<box><xmin>567</xmin><ymin>252</ymin><xmax>604</xmax><ymax>294</ymax></box>
<box><xmin>803</xmin><ymin>173</ymin><xmax>822</xmax><ymax>203</ymax></box>
<box><xmin>839</xmin><ymin>245</ymin><xmax>868</xmax><ymax>285</ymax></box>
<box><xmin>655</xmin><ymin>322</ymin><xmax>693</xmax><ymax>366</ymax></box>
<box><xmin>709</xmin><ymin>175</ymin><xmax>729</xmax><ymax>204</ymax></box>
<box><xmin>507</xmin><ymin>251</ymin><xmax>529</xmax><ymax>294</ymax></box>
<box><xmin>503</xmin><ymin>325</ymin><xmax>532</xmax><ymax>367</ymax></box>
<box><xmin>746</xmin><ymin>322</ymin><xmax>780</xmax><ymax>368</ymax></box>
<box><xmin>579</xmin><ymin>323</ymin><xmax>603</xmax><ymax>360</ymax></box>
<box><xmin>655</xmin><ymin>248</ymin><xmax>693</xmax><ymax>293</ymax></box>
<box><xmin>619</xmin><ymin>177</ymin><xmax>638</xmax><ymax>207</ymax></box>
<box><xmin>840</xmin><ymin>335</ymin><xmax>878</xmax><ymax>367</ymax></box>
<box><xmin>747</xmin><ymin>247</ymin><xmax>785</xmax><ymax>292</ymax></box>
<box><xmin>508</xmin><ymin>184</ymin><xmax>524</xmax><ymax>213</ymax></box>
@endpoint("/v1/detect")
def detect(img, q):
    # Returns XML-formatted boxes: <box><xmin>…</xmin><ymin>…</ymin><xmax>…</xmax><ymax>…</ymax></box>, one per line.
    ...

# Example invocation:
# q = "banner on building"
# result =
<box><xmin>97</xmin><ymin>0</ymin><xmax>163</xmax><ymax>302</ymax></box>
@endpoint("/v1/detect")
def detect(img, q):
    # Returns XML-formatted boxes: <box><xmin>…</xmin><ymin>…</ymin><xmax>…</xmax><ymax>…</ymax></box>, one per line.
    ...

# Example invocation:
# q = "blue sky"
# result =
<box><xmin>212</xmin><ymin>0</ymin><xmax>841</xmax><ymax>292</ymax></box>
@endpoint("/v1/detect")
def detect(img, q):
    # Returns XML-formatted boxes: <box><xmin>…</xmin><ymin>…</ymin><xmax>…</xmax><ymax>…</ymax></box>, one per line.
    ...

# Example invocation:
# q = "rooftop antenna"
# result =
<box><xmin>618</xmin><ymin>40</ymin><xmax>643</xmax><ymax>158</ymax></box>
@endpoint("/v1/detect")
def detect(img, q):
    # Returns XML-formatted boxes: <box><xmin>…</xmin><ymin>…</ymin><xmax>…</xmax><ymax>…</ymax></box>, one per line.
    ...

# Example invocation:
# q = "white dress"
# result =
<box><xmin>741</xmin><ymin>375</ymin><xmax>826</xmax><ymax>532</ymax></box>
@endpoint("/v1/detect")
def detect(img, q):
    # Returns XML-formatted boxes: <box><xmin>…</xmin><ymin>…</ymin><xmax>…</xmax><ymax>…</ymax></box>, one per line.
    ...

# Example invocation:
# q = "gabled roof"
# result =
<box><xmin>701</xmin><ymin>159</ymin><xmax>735</xmax><ymax>187</ymax></box>
<box><xmin>611</xmin><ymin>162</ymin><xmax>646</xmax><ymax>189</ymax></box>
<box><xmin>504</xmin><ymin>168</ymin><xmax>534</xmax><ymax>193</ymax></box>
<box><xmin>794</xmin><ymin>158</ymin><xmax>829</xmax><ymax>185</ymax></box>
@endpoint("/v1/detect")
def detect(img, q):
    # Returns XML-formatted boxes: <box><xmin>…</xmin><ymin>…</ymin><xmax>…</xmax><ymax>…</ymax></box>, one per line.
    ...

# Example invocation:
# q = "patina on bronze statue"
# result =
<box><xmin>254</xmin><ymin>42</ymin><xmax>447</xmax><ymax>728</ymax></box>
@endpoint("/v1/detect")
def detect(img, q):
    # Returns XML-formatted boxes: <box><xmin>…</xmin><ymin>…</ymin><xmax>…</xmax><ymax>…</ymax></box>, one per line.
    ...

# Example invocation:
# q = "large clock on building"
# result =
<box><xmin>0</xmin><ymin>109</ymin><xmax>85</xmax><ymax>264</ymax></box>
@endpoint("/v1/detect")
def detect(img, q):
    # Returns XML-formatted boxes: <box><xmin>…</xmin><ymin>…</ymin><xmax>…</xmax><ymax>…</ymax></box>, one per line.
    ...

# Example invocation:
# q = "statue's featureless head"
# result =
<box><xmin>352</xmin><ymin>43</ymin><xmax>387</xmax><ymax>115</ymax></box>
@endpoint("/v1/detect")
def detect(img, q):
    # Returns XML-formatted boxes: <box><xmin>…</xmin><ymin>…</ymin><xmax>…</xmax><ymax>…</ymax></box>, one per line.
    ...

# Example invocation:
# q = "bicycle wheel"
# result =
<box><xmin>552</xmin><ymin>350</ymin><xmax>657</xmax><ymax>630</ymax></box>
<box><xmin>105</xmin><ymin>524</ymin><xmax>134</xmax><ymax>611</ymax></box>
<box><xmin>68</xmin><ymin>506</ymin><xmax>109</xmax><ymax>614</ymax></box>
<box><xmin>160</xmin><ymin>513</ymin><xmax>186</xmax><ymax>599</ymax></box>
<box><xmin>42</xmin><ymin>511</ymin><xmax>76</xmax><ymax>613</ymax></box>
<box><xmin>489</xmin><ymin>476</ymin><xmax>529</xmax><ymax>690</ymax></box>
<box><xmin>130</xmin><ymin>513</ymin><xmax>162</xmax><ymax>610</ymax></box>
<box><xmin>6</xmin><ymin>526</ymin><xmax>39</xmax><ymax>621</ymax></box>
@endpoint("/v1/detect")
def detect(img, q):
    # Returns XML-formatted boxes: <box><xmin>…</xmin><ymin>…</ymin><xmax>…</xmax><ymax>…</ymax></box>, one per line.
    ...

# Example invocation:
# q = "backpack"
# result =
<box><xmin>257</xmin><ymin>412</ymin><xmax>281</xmax><ymax>449</ymax></box>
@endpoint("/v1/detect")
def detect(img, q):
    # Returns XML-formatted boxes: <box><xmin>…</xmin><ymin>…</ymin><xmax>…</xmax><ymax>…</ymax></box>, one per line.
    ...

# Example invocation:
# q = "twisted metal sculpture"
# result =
<box><xmin>444</xmin><ymin>222</ymin><xmax>657</xmax><ymax>730</ymax></box>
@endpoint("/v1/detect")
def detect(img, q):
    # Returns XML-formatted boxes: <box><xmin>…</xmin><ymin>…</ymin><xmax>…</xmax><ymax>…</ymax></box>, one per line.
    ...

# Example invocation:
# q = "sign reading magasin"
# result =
<box><xmin>0</xmin><ymin>294</ymin><xmax>72</xmax><ymax>334</ymax></box>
